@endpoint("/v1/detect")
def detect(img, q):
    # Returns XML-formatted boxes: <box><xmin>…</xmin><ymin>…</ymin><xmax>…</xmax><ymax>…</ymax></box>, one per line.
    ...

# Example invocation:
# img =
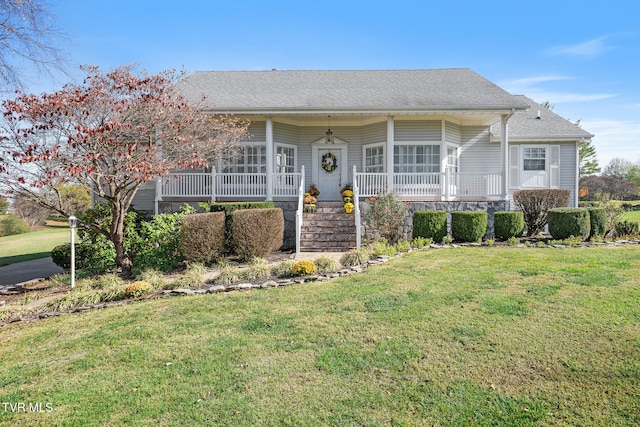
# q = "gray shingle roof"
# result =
<box><xmin>491</xmin><ymin>95</ymin><xmax>593</xmax><ymax>140</ymax></box>
<box><xmin>177</xmin><ymin>69</ymin><xmax>530</xmax><ymax>112</ymax></box>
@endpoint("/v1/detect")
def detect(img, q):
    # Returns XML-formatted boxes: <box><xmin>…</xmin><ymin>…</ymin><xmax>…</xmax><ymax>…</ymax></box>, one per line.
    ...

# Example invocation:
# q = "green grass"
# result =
<box><xmin>1</xmin><ymin>246</ymin><xmax>640</xmax><ymax>426</ymax></box>
<box><xmin>622</xmin><ymin>209</ymin><xmax>640</xmax><ymax>223</ymax></box>
<box><xmin>0</xmin><ymin>220</ymin><xmax>69</xmax><ymax>266</ymax></box>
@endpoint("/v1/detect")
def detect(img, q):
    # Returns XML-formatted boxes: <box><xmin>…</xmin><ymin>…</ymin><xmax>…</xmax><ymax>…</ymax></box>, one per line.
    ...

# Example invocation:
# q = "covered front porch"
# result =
<box><xmin>155</xmin><ymin>167</ymin><xmax>504</xmax><ymax>204</ymax></box>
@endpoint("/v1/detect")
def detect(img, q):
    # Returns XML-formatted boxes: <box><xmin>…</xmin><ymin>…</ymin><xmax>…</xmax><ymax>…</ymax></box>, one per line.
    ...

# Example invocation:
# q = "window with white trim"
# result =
<box><xmin>446</xmin><ymin>146</ymin><xmax>458</xmax><ymax>173</ymax></box>
<box><xmin>364</xmin><ymin>144</ymin><xmax>384</xmax><ymax>173</ymax></box>
<box><xmin>223</xmin><ymin>145</ymin><xmax>266</xmax><ymax>174</ymax></box>
<box><xmin>523</xmin><ymin>147</ymin><xmax>546</xmax><ymax>171</ymax></box>
<box><xmin>276</xmin><ymin>144</ymin><xmax>296</xmax><ymax>174</ymax></box>
<box><xmin>393</xmin><ymin>145</ymin><xmax>440</xmax><ymax>173</ymax></box>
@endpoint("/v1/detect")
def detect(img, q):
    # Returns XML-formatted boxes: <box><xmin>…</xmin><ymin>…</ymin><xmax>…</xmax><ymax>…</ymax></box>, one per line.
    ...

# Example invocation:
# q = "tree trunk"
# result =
<box><xmin>110</xmin><ymin>202</ymin><xmax>133</xmax><ymax>278</ymax></box>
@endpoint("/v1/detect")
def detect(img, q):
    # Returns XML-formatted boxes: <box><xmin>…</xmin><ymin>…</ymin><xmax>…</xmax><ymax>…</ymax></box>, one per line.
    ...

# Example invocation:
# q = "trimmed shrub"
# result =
<box><xmin>51</xmin><ymin>242</ymin><xmax>117</xmax><ymax>273</ymax></box>
<box><xmin>615</xmin><ymin>220</ymin><xmax>639</xmax><ymax>237</ymax></box>
<box><xmin>585</xmin><ymin>207</ymin><xmax>607</xmax><ymax>238</ymax></box>
<box><xmin>207</xmin><ymin>201</ymin><xmax>276</xmax><ymax>214</ymax></box>
<box><xmin>513</xmin><ymin>189</ymin><xmax>571</xmax><ymax>236</ymax></box>
<box><xmin>412</xmin><ymin>210</ymin><xmax>447</xmax><ymax>242</ymax></box>
<box><xmin>547</xmin><ymin>208</ymin><xmax>590</xmax><ymax>241</ymax></box>
<box><xmin>451</xmin><ymin>211</ymin><xmax>487</xmax><ymax>242</ymax></box>
<box><xmin>494</xmin><ymin>212</ymin><xmax>524</xmax><ymax>241</ymax></box>
<box><xmin>179</xmin><ymin>212</ymin><xmax>226</xmax><ymax>264</ymax></box>
<box><xmin>231</xmin><ymin>208</ymin><xmax>284</xmax><ymax>260</ymax></box>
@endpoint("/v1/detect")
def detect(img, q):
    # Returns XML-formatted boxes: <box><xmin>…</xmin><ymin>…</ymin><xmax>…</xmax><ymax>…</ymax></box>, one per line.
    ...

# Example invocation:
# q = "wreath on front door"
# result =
<box><xmin>321</xmin><ymin>152</ymin><xmax>337</xmax><ymax>172</ymax></box>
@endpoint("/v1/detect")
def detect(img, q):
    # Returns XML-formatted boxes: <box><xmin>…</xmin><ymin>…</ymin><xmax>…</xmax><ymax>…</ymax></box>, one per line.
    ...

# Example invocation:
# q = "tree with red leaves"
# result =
<box><xmin>0</xmin><ymin>64</ymin><xmax>248</xmax><ymax>276</ymax></box>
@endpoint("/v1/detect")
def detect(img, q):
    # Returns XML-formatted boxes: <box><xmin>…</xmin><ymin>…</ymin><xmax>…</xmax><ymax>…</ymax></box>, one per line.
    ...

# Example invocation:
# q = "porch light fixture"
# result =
<box><xmin>326</xmin><ymin>115</ymin><xmax>334</xmax><ymax>144</ymax></box>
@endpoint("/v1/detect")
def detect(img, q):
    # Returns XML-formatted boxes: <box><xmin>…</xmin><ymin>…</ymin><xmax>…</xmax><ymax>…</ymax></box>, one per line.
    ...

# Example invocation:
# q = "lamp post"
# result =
<box><xmin>68</xmin><ymin>215</ymin><xmax>77</xmax><ymax>289</ymax></box>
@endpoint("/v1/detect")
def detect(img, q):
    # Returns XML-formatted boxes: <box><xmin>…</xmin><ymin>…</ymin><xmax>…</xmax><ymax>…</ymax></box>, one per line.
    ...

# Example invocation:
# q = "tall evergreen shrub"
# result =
<box><xmin>412</xmin><ymin>210</ymin><xmax>447</xmax><ymax>242</ymax></box>
<box><xmin>451</xmin><ymin>211</ymin><xmax>487</xmax><ymax>242</ymax></box>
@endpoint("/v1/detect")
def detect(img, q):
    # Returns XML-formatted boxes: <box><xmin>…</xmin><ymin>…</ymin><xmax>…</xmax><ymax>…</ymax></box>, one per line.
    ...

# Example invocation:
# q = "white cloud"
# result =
<box><xmin>500</xmin><ymin>75</ymin><xmax>616</xmax><ymax>105</ymax></box>
<box><xmin>581</xmin><ymin>119</ymin><xmax>640</xmax><ymax>166</ymax></box>
<box><xmin>547</xmin><ymin>36</ymin><xmax>613</xmax><ymax>59</ymax></box>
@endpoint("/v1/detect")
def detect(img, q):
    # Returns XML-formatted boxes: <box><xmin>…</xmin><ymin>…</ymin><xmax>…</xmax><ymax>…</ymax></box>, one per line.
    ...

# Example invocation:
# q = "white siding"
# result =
<box><xmin>445</xmin><ymin>121</ymin><xmax>461</xmax><ymax>145</ymax></box>
<box><xmin>362</xmin><ymin>121</ymin><xmax>387</xmax><ymax>145</ymax></box>
<box><xmin>395</xmin><ymin>120</ymin><xmax>441</xmax><ymax>142</ymax></box>
<box><xmin>244</xmin><ymin>121</ymin><xmax>266</xmax><ymax>143</ymax></box>
<box><xmin>459</xmin><ymin>126</ymin><xmax>498</xmax><ymax>174</ymax></box>
<box><xmin>560</xmin><ymin>143</ymin><xmax>577</xmax><ymax>205</ymax></box>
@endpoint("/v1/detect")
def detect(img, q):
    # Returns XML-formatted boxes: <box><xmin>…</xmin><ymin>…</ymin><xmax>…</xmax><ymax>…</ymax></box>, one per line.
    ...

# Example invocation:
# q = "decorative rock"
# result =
<box><xmin>350</xmin><ymin>266</ymin><xmax>363</xmax><ymax>273</ymax></box>
<box><xmin>329</xmin><ymin>273</ymin><xmax>341</xmax><ymax>278</ymax></box>
<box><xmin>207</xmin><ymin>285</ymin><xmax>226</xmax><ymax>293</ymax></box>
<box><xmin>225</xmin><ymin>284</ymin><xmax>239</xmax><ymax>291</ymax></box>
<box><xmin>171</xmin><ymin>288</ymin><xmax>197</xmax><ymax>295</ymax></box>
<box><xmin>260</xmin><ymin>280</ymin><xmax>277</xmax><ymax>289</ymax></box>
<box><xmin>237</xmin><ymin>283</ymin><xmax>253</xmax><ymax>290</ymax></box>
<box><xmin>277</xmin><ymin>279</ymin><xmax>293</xmax><ymax>284</ymax></box>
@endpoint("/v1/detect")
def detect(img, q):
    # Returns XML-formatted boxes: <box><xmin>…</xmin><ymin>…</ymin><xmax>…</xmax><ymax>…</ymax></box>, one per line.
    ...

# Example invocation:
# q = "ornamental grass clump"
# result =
<box><xmin>314</xmin><ymin>256</ymin><xmax>342</xmax><ymax>274</ymax></box>
<box><xmin>271</xmin><ymin>260</ymin><xmax>297</xmax><ymax>277</ymax></box>
<box><xmin>340</xmin><ymin>249</ymin><xmax>370</xmax><ymax>267</ymax></box>
<box><xmin>292</xmin><ymin>260</ymin><xmax>317</xmax><ymax>276</ymax></box>
<box><xmin>364</xmin><ymin>192</ymin><xmax>409</xmax><ymax>244</ymax></box>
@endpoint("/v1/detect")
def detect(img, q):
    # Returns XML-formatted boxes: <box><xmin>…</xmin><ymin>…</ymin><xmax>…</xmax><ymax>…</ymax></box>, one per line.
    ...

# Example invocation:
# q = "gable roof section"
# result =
<box><xmin>177</xmin><ymin>69</ymin><xmax>529</xmax><ymax>114</ymax></box>
<box><xmin>491</xmin><ymin>95</ymin><xmax>593</xmax><ymax>141</ymax></box>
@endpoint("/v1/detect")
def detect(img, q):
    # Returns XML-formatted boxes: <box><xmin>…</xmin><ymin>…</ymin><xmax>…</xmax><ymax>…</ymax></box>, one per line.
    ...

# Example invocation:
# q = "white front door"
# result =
<box><xmin>312</xmin><ymin>138</ymin><xmax>348</xmax><ymax>201</ymax></box>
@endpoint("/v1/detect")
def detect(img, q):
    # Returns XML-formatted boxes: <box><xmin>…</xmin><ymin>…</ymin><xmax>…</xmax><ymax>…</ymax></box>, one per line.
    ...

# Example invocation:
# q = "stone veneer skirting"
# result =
<box><xmin>159</xmin><ymin>200</ymin><xmax>510</xmax><ymax>250</ymax></box>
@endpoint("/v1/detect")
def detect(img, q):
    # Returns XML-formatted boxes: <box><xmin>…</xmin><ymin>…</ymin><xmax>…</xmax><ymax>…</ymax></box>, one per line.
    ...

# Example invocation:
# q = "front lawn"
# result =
<box><xmin>1</xmin><ymin>245</ymin><xmax>639</xmax><ymax>426</ymax></box>
<box><xmin>0</xmin><ymin>220</ymin><xmax>69</xmax><ymax>266</ymax></box>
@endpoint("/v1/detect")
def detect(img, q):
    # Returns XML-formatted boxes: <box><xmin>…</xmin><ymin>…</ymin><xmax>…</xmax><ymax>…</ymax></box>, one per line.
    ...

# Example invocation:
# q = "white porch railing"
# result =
<box><xmin>353</xmin><ymin>165</ymin><xmax>361</xmax><ymax>250</ymax></box>
<box><xmin>159</xmin><ymin>168</ymin><xmax>302</xmax><ymax>201</ymax></box>
<box><xmin>295</xmin><ymin>166</ymin><xmax>305</xmax><ymax>255</ymax></box>
<box><xmin>356</xmin><ymin>171</ymin><xmax>503</xmax><ymax>199</ymax></box>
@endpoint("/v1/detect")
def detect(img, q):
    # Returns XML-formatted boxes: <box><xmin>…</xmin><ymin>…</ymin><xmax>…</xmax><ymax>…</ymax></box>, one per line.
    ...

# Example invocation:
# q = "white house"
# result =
<box><xmin>131</xmin><ymin>69</ymin><xmax>592</xmax><ymax>251</ymax></box>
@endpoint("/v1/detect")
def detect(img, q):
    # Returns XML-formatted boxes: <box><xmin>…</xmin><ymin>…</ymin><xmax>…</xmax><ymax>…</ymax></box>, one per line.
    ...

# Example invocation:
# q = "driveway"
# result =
<box><xmin>0</xmin><ymin>257</ymin><xmax>64</xmax><ymax>289</ymax></box>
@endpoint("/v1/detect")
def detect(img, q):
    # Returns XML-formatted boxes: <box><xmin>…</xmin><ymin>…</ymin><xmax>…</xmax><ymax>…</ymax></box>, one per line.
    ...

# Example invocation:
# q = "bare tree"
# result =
<box><xmin>0</xmin><ymin>0</ymin><xmax>67</xmax><ymax>90</ymax></box>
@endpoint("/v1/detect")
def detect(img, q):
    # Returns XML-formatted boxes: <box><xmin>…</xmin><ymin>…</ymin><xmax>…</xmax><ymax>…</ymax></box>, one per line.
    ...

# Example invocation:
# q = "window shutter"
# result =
<box><xmin>509</xmin><ymin>146</ymin><xmax>520</xmax><ymax>189</ymax></box>
<box><xmin>549</xmin><ymin>145</ymin><xmax>560</xmax><ymax>188</ymax></box>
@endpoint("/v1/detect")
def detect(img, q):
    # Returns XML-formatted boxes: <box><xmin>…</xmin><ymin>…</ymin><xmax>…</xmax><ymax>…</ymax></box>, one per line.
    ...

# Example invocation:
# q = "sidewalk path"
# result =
<box><xmin>0</xmin><ymin>257</ymin><xmax>64</xmax><ymax>289</ymax></box>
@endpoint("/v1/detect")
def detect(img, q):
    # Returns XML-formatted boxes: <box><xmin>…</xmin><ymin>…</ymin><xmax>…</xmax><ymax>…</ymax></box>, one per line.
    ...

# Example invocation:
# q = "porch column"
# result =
<box><xmin>265</xmin><ymin>117</ymin><xmax>274</xmax><ymax>201</ymax></box>
<box><xmin>501</xmin><ymin>114</ymin><xmax>510</xmax><ymax>201</ymax></box>
<box><xmin>386</xmin><ymin>116</ymin><xmax>394</xmax><ymax>192</ymax></box>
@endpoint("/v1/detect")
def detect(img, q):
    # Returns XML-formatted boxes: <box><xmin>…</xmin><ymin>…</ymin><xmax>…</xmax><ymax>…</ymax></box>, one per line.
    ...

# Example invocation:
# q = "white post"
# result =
<box><xmin>386</xmin><ymin>116</ymin><xmax>395</xmax><ymax>193</ymax></box>
<box><xmin>501</xmin><ymin>114</ymin><xmax>510</xmax><ymax>201</ymax></box>
<box><xmin>68</xmin><ymin>216</ymin><xmax>77</xmax><ymax>289</ymax></box>
<box><xmin>266</xmin><ymin>118</ymin><xmax>274</xmax><ymax>201</ymax></box>
<box><xmin>211</xmin><ymin>166</ymin><xmax>217</xmax><ymax>202</ymax></box>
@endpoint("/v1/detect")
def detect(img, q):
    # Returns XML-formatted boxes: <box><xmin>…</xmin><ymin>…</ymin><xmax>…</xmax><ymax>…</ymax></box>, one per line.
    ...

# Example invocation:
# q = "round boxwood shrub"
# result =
<box><xmin>451</xmin><ymin>211</ymin><xmax>487</xmax><ymax>242</ymax></box>
<box><xmin>547</xmin><ymin>208</ymin><xmax>590</xmax><ymax>241</ymax></box>
<box><xmin>494</xmin><ymin>211</ymin><xmax>524</xmax><ymax>241</ymax></box>
<box><xmin>412</xmin><ymin>210</ymin><xmax>447</xmax><ymax>242</ymax></box>
<box><xmin>51</xmin><ymin>242</ymin><xmax>117</xmax><ymax>273</ymax></box>
<box><xmin>585</xmin><ymin>207</ymin><xmax>607</xmax><ymax>238</ymax></box>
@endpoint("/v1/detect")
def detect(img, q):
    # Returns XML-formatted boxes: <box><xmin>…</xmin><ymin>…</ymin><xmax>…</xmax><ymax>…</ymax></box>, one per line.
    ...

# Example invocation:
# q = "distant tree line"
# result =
<box><xmin>580</xmin><ymin>158</ymin><xmax>640</xmax><ymax>201</ymax></box>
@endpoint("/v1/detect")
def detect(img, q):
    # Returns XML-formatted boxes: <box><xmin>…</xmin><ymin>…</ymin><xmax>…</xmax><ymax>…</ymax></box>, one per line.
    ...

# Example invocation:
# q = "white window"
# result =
<box><xmin>509</xmin><ymin>145</ymin><xmax>560</xmax><ymax>189</ymax></box>
<box><xmin>223</xmin><ymin>145</ymin><xmax>266</xmax><ymax>174</ymax></box>
<box><xmin>364</xmin><ymin>144</ymin><xmax>384</xmax><ymax>173</ymax></box>
<box><xmin>393</xmin><ymin>145</ymin><xmax>440</xmax><ymax>173</ymax></box>
<box><xmin>446</xmin><ymin>146</ymin><xmax>458</xmax><ymax>173</ymax></box>
<box><xmin>276</xmin><ymin>144</ymin><xmax>296</xmax><ymax>174</ymax></box>
<box><xmin>523</xmin><ymin>147</ymin><xmax>546</xmax><ymax>171</ymax></box>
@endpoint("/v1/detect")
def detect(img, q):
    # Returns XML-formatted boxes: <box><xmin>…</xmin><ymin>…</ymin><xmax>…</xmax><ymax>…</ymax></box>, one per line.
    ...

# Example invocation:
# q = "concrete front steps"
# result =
<box><xmin>300</xmin><ymin>200</ymin><xmax>357</xmax><ymax>252</ymax></box>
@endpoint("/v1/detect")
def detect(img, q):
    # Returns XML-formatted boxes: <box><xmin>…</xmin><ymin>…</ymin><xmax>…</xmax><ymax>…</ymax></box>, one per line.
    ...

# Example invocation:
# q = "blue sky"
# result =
<box><xmin>25</xmin><ymin>0</ymin><xmax>640</xmax><ymax>168</ymax></box>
